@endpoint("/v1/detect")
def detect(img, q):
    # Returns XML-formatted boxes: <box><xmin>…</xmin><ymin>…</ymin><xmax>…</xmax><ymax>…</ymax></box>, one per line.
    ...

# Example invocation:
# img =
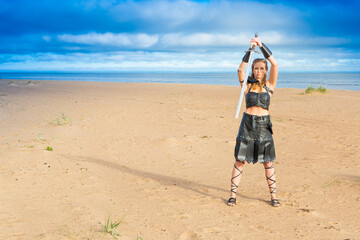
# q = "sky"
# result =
<box><xmin>0</xmin><ymin>0</ymin><xmax>359</xmax><ymax>72</ymax></box>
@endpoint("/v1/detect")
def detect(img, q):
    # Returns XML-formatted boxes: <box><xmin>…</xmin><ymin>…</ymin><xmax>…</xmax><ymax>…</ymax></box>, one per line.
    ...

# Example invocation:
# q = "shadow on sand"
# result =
<box><xmin>64</xmin><ymin>154</ymin><xmax>268</xmax><ymax>205</ymax></box>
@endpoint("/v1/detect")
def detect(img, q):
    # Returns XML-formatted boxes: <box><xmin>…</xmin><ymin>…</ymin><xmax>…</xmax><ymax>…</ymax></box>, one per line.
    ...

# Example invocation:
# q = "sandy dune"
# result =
<box><xmin>0</xmin><ymin>79</ymin><xmax>359</xmax><ymax>239</ymax></box>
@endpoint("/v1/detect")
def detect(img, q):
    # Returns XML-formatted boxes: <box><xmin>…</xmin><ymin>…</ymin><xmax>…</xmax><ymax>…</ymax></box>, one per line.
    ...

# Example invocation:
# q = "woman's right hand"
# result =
<box><xmin>250</xmin><ymin>37</ymin><xmax>262</xmax><ymax>48</ymax></box>
<box><xmin>250</xmin><ymin>39</ymin><xmax>257</xmax><ymax>49</ymax></box>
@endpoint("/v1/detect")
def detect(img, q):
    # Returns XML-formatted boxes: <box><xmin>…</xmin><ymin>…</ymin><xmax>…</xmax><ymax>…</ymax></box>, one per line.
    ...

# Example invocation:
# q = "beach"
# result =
<box><xmin>1</xmin><ymin>79</ymin><xmax>359</xmax><ymax>239</ymax></box>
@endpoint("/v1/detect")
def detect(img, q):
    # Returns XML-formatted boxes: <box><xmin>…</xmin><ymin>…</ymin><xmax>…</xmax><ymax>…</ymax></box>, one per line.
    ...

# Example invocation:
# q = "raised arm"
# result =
<box><xmin>255</xmin><ymin>39</ymin><xmax>278</xmax><ymax>90</ymax></box>
<box><xmin>237</xmin><ymin>61</ymin><xmax>247</xmax><ymax>88</ymax></box>
<box><xmin>238</xmin><ymin>40</ymin><xmax>257</xmax><ymax>88</ymax></box>
<box><xmin>267</xmin><ymin>55</ymin><xmax>278</xmax><ymax>90</ymax></box>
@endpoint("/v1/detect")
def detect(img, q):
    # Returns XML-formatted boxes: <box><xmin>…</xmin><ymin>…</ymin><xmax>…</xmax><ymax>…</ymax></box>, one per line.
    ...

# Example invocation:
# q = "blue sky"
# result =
<box><xmin>0</xmin><ymin>0</ymin><xmax>359</xmax><ymax>72</ymax></box>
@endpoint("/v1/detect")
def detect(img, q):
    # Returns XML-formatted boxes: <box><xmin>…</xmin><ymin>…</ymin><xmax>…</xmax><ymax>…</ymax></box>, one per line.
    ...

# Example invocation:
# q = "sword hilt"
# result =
<box><xmin>251</xmin><ymin>33</ymin><xmax>259</xmax><ymax>51</ymax></box>
<box><xmin>245</xmin><ymin>49</ymin><xmax>260</xmax><ymax>54</ymax></box>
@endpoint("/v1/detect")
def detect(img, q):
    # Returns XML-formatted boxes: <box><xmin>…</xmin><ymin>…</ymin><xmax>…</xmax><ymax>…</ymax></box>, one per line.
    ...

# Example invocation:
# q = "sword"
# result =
<box><xmin>235</xmin><ymin>33</ymin><xmax>259</xmax><ymax>119</ymax></box>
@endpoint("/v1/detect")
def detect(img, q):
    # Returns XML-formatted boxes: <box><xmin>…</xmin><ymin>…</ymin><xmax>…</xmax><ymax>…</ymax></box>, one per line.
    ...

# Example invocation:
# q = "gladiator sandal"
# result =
<box><xmin>265</xmin><ymin>164</ymin><xmax>281</xmax><ymax>207</ymax></box>
<box><xmin>228</xmin><ymin>163</ymin><xmax>243</xmax><ymax>206</ymax></box>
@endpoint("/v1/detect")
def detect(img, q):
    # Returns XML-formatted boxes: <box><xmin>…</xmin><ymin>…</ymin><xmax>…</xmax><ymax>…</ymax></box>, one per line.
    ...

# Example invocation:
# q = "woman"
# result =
<box><xmin>227</xmin><ymin>37</ymin><xmax>280</xmax><ymax>207</ymax></box>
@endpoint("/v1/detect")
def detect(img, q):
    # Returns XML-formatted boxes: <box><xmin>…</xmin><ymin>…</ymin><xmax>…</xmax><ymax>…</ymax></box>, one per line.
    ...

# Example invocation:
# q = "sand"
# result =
<box><xmin>0</xmin><ymin>79</ymin><xmax>359</xmax><ymax>240</ymax></box>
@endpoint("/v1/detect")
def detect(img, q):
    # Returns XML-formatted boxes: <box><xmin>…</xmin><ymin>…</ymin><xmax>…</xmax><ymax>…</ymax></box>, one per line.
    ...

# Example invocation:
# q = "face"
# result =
<box><xmin>253</xmin><ymin>62</ymin><xmax>266</xmax><ymax>80</ymax></box>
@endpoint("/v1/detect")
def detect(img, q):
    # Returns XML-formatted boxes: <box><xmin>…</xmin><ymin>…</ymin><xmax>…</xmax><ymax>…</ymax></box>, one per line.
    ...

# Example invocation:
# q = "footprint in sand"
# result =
<box><xmin>177</xmin><ymin>231</ymin><xmax>198</xmax><ymax>240</ymax></box>
<box><xmin>11</xmin><ymin>233</ymin><xmax>26</xmax><ymax>239</ymax></box>
<box><xmin>250</xmin><ymin>224</ymin><xmax>272</xmax><ymax>232</ymax></box>
<box><xmin>177</xmin><ymin>213</ymin><xmax>191</xmax><ymax>220</ymax></box>
<box><xmin>200</xmin><ymin>227</ymin><xmax>221</xmax><ymax>234</ymax></box>
<box><xmin>155</xmin><ymin>137</ymin><xmax>188</xmax><ymax>148</ymax></box>
<box><xmin>323</xmin><ymin>225</ymin><xmax>340</xmax><ymax>232</ymax></box>
<box><xmin>297</xmin><ymin>208</ymin><xmax>313</xmax><ymax>213</ymax></box>
<box><xmin>297</xmin><ymin>208</ymin><xmax>324</xmax><ymax>218</ymax></box>
<box><xmin>2</xmin><ymin>217</ymin><xmax>22</xmax><ymax>227</ymax></box>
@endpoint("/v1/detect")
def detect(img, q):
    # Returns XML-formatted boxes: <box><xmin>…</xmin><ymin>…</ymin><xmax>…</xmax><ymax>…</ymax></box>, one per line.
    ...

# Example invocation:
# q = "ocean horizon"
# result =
<box><xmin>1</xmin><ymin>72</ymin><xmax>359</xmax><ymax>91</ymax></box>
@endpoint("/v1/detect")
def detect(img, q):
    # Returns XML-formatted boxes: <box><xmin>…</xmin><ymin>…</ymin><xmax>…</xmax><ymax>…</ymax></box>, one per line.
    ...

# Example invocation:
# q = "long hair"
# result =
<box><xmin>250</xmin><ymin>58</ymin><xmax>268</xmax><ymax>91</ymax></box>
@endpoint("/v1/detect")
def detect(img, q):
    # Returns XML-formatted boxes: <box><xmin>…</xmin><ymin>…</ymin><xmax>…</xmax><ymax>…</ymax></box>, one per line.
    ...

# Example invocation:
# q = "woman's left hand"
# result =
<box><xmin>251</xmin><ymin>37</ymin><xmax>263</xmax><ymax>48</ymax></box>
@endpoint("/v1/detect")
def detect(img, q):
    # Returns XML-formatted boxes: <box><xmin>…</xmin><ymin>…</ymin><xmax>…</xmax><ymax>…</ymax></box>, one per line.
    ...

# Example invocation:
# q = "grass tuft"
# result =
<box><xmin>46</xmin><ymin>146</ymin><xmax>53</xmax><ymax>151</ymax></box>
<box><xmin>304</xmin><ymin>86</ymin><xmax>315</xmax><ymax>94</ymax></box>
<box><xmin>304</xmin><ymin>86</ymin><xmax>327</xmax><ymax>94</ymax></box>
<box><xmin>322</xmin><ymin>177</ymin><xmax>341</xmax><ymax>188</ymax></box>
<box><xmin>317</xmin><ymin>86</ymin><xmax>327</xmax><ymax>93</ymax></box>
<box><xmin>52</xmin><ymin>113</ymin><xmax>72</xmax><ymax>126</ymax></box>
<box><xmin>98</xmin><ymin>214</ymin><xmax>126</xmax><ymax>239</ymax></box>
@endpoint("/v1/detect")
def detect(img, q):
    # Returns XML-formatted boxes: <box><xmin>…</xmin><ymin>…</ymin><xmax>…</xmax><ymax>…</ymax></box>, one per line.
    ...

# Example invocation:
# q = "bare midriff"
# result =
<box><xmin>245</xmin><ymin>105</ymin><xmax>269</xmax><ymax>116</ymax></box>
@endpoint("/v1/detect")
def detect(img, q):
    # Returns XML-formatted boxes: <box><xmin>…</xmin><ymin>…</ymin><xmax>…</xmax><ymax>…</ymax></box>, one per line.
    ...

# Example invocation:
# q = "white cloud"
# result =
<box><xmin>107</xmin><ymin>0</ymin><xmax>307</xmax><ymax>35</ymax></box>
<box><xmin>42</xmin><ymin>35</ymin><xmax>52</xmax><ymax>42</ymax></box>
<box><xmin>160</xmin><ymin>31</ymin><xmax>350</xmax><ymax>48</ymax></box>
<box><xmin>160</xmin><ymin>32</ymin><xmax>282</xmax><ymax>47</ymax></box>
<box><xmin>57</xmin><ymin>33</ymin><xmax>159</xmax><ymax>48</ymax></box>
<box><xmin>1</xmin><ymin>49</ymin><xmax>360</xmax><ymax>72</ymax></box>
<box><xmin>53</xmin><ymin>31</ymin><xmax>349</xmax><ymax>50</ymax></box>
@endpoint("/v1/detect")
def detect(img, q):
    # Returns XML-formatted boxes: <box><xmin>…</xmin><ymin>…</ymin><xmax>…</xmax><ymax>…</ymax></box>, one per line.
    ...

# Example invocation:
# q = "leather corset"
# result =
<box><xmin>245</xmin><ymin>77</ymin><xmax>272</xmax><ymax>110</ymax></box>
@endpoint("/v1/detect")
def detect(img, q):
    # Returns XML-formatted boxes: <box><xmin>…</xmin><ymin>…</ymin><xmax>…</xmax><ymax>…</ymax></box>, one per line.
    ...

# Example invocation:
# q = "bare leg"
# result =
<box><xmin>227</xmin><ymin>160</ymin><xmax>245</xmax><ymax>206</ymax></box>
<box><xmin>263</xmin><ymin>161</ymin><xmax>280</xmax><ymax>207</ymax></box>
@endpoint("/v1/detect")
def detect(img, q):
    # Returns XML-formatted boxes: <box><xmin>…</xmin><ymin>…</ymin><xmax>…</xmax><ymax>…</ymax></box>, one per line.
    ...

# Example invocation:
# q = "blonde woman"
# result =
<box><xmin>227</xmin><ymin>37</ymin><xmax>280</xmax><ymax>207</ymax></box>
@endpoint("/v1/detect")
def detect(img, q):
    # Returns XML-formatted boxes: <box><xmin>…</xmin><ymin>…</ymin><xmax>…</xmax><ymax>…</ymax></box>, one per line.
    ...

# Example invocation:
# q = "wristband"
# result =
<box><xmin>260</xmin><ymin>43</ymin><xmax>272</xmax><ymax>59</ymax></box>
<box><xmin>242</xmin><ymin>48</ymin><xmax>251</xmax><ymax>63</ymax></box>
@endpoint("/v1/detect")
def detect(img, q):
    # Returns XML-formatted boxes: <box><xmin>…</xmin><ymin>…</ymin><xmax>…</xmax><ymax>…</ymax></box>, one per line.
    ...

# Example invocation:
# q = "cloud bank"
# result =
<box><xmin>0</xmin><ymin>0</ymin><xmax>359</xmax><ymax>72</ymax></box>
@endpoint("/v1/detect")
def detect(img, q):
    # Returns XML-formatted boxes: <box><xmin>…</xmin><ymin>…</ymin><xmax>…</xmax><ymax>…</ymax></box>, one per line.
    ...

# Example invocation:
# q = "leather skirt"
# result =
<box><xmin>234</xmin><ymin>112</ymin><xmax>276</xmax><ymax>164</ymax></box>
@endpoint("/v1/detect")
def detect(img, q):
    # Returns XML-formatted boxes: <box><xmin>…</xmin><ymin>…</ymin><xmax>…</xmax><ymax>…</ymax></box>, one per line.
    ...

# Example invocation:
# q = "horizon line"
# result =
<box><xmin>1</xmin><ymin>70</ymin><xmax>360</xmax><ymax>74</ymax></box>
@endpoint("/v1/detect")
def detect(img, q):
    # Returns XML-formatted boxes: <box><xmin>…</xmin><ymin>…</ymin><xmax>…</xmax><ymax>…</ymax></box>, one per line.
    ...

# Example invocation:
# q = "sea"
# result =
<box><xmin>1</xmin><ymin>72</ymin><xmax>359</xmax><ymax>91</ymax></box>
